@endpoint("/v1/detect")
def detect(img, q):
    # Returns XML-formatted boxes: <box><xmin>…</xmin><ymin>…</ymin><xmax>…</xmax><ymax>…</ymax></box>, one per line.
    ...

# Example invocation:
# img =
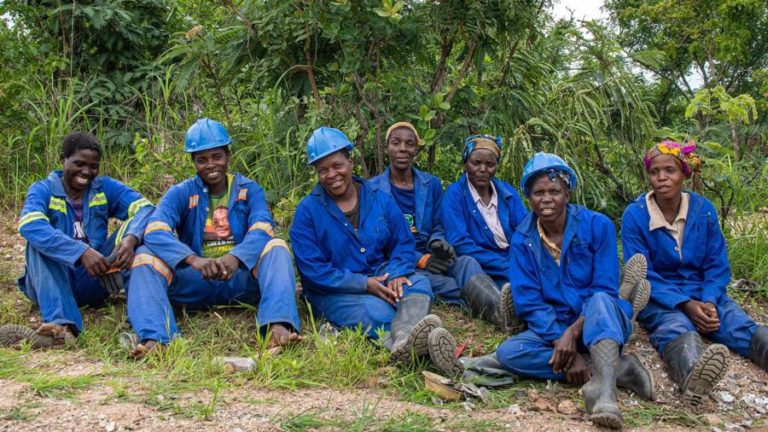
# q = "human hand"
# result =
<box><xmin>111</xmin><ymin>235</ymin><xmax>138</xmax><ymax>271</ymax></box>
<box><xmin>186</xmin><ymin>255</ymin><xmax>225</xmax><ymax>279</ymax></box>
<box><xmin>549</xmin><ymin>327</ymin><xmax>579</xmax><ymax>373</ymax></box>
<box><xmin>80</xmin><ymin>248</ymin><xmax>109</xmax><ymax>277</ymax></box>
<box><xmin>564</xmin><ymin>353</ymin><xmax>591</xmax><ymax>385</ymax></box>
<box><xmin>419</xmin><ymin>253</ymin><xmax>451</xmax><ymax>274</ymax></box>
<box><xmin>366</xmin><ymin>273</ymin><xmax>398</xmax><ymax>306</ymax></box>
<box><xmin>429</xmin><ymin>240</ymin><xmax>456</xmax><ymax>260</ymax></box>
<box><xmin>215</xmin><ymin>254</ymin><xmax>240</xmax><ymax>280</ymax></box>
<box><xmin>682</xmin><ymin>300</ymin><xmax>720</xmax><ymax>333</ymax></box>
<box><xmin>386</xmin><ymin>276</ymin><xmax>411</xmax><ymax>301</ymax></box>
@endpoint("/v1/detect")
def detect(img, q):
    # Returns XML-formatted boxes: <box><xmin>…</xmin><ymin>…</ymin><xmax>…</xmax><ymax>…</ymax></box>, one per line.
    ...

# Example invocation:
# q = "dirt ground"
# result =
<box><xmin>1</xmin><ymin>221</ymin><xmax>768</xmax><ymax>431</ymax></box>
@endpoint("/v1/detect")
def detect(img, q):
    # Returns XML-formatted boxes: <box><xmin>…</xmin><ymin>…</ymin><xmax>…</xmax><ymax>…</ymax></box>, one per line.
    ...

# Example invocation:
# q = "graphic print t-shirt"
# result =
<box><xmin>202</xmin><ymin>192</ymin><xmax>235</xmax><ymax>258</ymax></box>
<box><xmin>69</xmin><ymin>197</ymin><xmax>89</xmax><ymax>244</ymax></box>
<box><xmin>391</xmin><ymin>184</ymin><xmax>417</xmax><ymax>235</ymax></box>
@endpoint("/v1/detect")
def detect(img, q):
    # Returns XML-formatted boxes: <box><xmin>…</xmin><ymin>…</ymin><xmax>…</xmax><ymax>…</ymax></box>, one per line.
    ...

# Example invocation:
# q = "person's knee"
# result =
<box><xmin>403</xmin><ymin>273</ymin><xmax>432</xmax><ymax>297</ymax></box>
<box><xmin>131</xmin><ymin>248</ymin><xmax>173</xmax><ymax>285</ymax></box>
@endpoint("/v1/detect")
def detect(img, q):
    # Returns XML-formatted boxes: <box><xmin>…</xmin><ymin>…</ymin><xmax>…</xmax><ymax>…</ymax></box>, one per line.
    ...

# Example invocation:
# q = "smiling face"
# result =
<box><xmin>464</xmin><ymin>149</ymin><xmax>498</xmax><ymax>190</ymax></box>
<box><xmin>648</xmin><ymin>154</ymin><xmax>685</xmax><ymax>202</ymax></box>
<box><xmin>193</xmin><ymin>147</ymin><xmax>229</xmax><ymax>192</ymax></box>
<box><xmin>62</xmin><ymin>149</ymin><xmax>100</xmax><ymax>195</ymax></box>
<box><xmin>314</xmin><ymin>150</ymin><xmax>354</xmax><ymax>199</ymax></box>
<box><xmin>386</xmin><ymin>127</ymin><xmax>418</xmax><ymax>172</ymax></box>
<box><xmin>528</xmin><ymin>173</ymin><xmax>570</xmax><ymax>226</ymax></box>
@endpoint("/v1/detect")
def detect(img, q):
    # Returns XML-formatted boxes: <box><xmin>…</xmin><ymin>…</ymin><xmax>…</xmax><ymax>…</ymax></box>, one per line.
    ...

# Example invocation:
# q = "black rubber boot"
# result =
<box><xmin>582</xmin><ymin>339</ymin><xmax>623</xmax><ymax>429</ymax></box>
<box><xmin>385</xmin><ymin>294</ymin><xmax>442</xmax><ymax>363</ymax></box>
<box><xmin>619</xmin><ymin>254</ymin><xmax>649</xmax><ymax>320</ymax></box>
<box><xmin>0</xmin><ymin>324</ymin><xmax>54</xmax><ymax>349</ymax></box>
<box><xmin>427</xmin><ymin>327</ymin><xmax>464</xmax><ymax>377</ymax></box>
<box><xmin>663</xmin><ymin>331</ymin><xmax>729</xmax><ymax>406</ymax></box>
<box><xmin>749</xmin><ymin>326</ymin><xmax>768</xmax><ymax>372</ymax></box>
<box><xmin>616</xmin><ymin>354</ymin><xmax>655</xmax><ymax>401</ymax></box>
<box><xmin>460</xmin><ymin>353</ymin><xmax>517</xmax><ymax>387</ymax></box>
<box><xmin>462</xmin><ymin>274</ymin><xmax>524</xmax><ymax>333</ymax></box>
<box><xmin>500</xmin><ymin>283</ymin><xmax>526</xmax><ymax>334</ymax></box>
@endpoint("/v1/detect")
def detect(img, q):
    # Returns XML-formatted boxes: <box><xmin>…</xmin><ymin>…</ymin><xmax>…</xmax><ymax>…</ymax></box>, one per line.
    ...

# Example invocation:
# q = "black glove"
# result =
<box><xmin>430</xmin><ymin>240</ymin><xmax>456</xmax><ymax>261</ymax></box>
<box><xmin>99</xmin><ymin>253</ymin><xmax>124</xmax><ymax>295</ymax></box>
<box><xmin>418</xmin><ymin>253</ymin><xmax>452</xmax><ymax>274</ymax></box>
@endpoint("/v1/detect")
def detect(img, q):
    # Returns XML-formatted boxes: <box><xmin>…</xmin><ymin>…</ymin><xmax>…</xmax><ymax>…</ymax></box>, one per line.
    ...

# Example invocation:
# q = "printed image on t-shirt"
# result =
<box><xmin>69</xmin><ymin>198</ymin><xmax>89</xmax><ymax>244</ymax></box>
<box><xmin>203</xmin><ymin>199</ymin><xmax>236</xmax><ymax>257</ymax></box>
<box><xmin>404</xmin><ymin>213</ymin><xmax>417</xmax><ymax>234</ymax></box>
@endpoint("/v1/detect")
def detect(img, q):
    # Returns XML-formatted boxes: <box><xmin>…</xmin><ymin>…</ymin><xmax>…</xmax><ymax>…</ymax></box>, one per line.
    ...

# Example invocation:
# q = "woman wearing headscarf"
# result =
<box><xmin>621</xmin><ymin>140</ymin><xmax>767</xmax><ymax>406</ymax></box>
<box><xmin>369</xmin><ymin>123</ymin><xmax>522</xmax><ymax>332</ymax></box>
<box><xmin>440</xmin><ymin>134</ymin><xmax>528</xmax><ymax>329</ymax></box>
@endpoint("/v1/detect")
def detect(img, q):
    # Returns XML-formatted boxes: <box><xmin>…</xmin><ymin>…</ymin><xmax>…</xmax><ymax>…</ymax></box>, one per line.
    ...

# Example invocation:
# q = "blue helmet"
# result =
<box><xmin>306</xmin><ymin>127</ymin><xmax>354</xmax><ymax>165</ymax></box>
<box><xmin>520</xmin><ymin>152</ymin><xmax>578</xmax><ymax>196</ymax></box>
<box><xmin>184</xmin><ymin>118</ymin><xmax>231</xmax><ymax>153</ymax></box>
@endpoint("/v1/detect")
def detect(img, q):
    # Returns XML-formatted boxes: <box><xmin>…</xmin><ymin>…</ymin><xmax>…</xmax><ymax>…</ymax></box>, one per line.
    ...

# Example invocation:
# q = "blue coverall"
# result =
<box><xmin>369</xmin><ymin>167</ymin><xmax>483</xmax><ymax>303</ymax></box>
<box><xmin>17</xmin><ymin>171</ymin><xmax>153</xmax><ymax>332</ymax></box>
<box><xmin>126</xmin><ymin>173</ymin><xmax>300</xmax><ymax>343</ymax></box>
<box><xmin>289</xmin><ymin>178</ymin><xmax>432</xmax><ymax>338</ymax></box>
<box><xmin>621</xmin><ymin>192</ymin><xmax>758</xmax><ymax>356</ymax></box>
<box><xmin>496</xmin><ymin>205</ymin><xmax>634</xmax><ymax>380</ymax></box>
<box><xmin>441</xmin><ymin>173</ymin><xmax>528</xmax><ymax>283</ymax></box>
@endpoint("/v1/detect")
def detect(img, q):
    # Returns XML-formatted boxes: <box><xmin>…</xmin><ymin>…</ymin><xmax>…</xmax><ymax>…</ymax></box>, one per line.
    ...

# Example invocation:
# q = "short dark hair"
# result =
<box><xmin>62</xmin><ymin>132</ymin><xmax>102</xmax><ymax>159</ymax></box>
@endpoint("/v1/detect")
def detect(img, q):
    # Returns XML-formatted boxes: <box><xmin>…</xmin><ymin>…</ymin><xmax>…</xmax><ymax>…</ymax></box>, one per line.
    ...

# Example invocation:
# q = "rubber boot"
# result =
<box><xmin>462</xmin><ymin>274</ymin><xmax>524</xmax><ymax>333</ymax></box>
<box><xmin>619</xmin><ymin>254</ymin><xmax>649</xmax><ymax>320</ymax></box>
<box><xmin>616</xmin><ymin>354</ymin><xmax>655</xmax><ymax>401</ymax></box>
<box><xmin>500</xmin><ymin>283</ymin><xmax>526</xmax><ymax>334</ymax></box>
<box><xmin>385</xmin><ymin>294</ymin><xmax>442</xmax><ymax>363</ymax></box>
<box><xmin>582</xmin><ymin>339</ymin><xmax>623</xmax><ymax>429</ymax></box>
<box><xmin>0</xmin><ymin>323</ymin><xmax>75</xmax><ymax>349</ymax></box>
<box><xmin>427</xmin><ymin>327</ymin><xmax>464</xmax><ymax>377</ymax></box>
<box><xmin>749</xmin><ymin>326</ymin><xmax>768</xmax><ymax>372</ymax></box>
<box><xmin>663</xmin><ymin>331</ymin><xmax>729</xmax><ymax>406</ymax></box>
<box><xmin>460</xmin><ymin>353</ymin><xmax>517</xmax><ymax>387</ymax></box>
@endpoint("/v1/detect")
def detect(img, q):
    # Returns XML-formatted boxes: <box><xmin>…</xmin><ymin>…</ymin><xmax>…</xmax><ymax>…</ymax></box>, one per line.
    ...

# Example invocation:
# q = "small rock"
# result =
<box><xmin>719</xmin><ymin>391</ymin><xmax>735</xmax><ymax>403</ymax></box>
<box><xmin>216</xmin><ymin>356</ymin><xmax>256</xmax><ymax>372</ymax></box>
<box><xmin>557</xmin><ymin>400</ymin><xmax>580</xmax><ymax>415</ymax></box>
<box><xmin>507</xmin><ymin>404</ymin><xmax>521</xmax><ymax>415</ymax></box>
<box><xmin>105</xmin><ymin>421</ymin><xmax>116</xmax><ymax>432</ymax></box>
<box><xmin>702</xmin><ymin>414</ymin><xmax>723</xmax><ymax>426</ymax></box>
<box><xmin>530</xmin><ymin>397</ymin><xmax>555</xmax><ymax>412</ymax></box>
<box><xmin>527</xmin><ymin>389</ymin><xmax>539</xmax><ymax>401</ymax></box>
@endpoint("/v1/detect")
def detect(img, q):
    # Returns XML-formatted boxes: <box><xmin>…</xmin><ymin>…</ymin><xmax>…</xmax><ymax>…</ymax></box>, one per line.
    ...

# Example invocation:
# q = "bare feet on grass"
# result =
<box><xmin>129</xmin><ymin>339</ymin><xmax>160</xmax><ymax>360</ymax></box>
<box><xmin>266</xmin><ymin>323</ymin><xmax>302</xmax><ymax>349</ymax></box>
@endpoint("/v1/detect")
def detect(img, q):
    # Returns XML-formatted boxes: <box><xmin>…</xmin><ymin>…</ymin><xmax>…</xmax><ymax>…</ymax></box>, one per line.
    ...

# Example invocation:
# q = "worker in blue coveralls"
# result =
<box><xmin>124</xmin><ymin>118</ymin><xmax>300</xmax><ymax>359</ymax></box>
<box><xmin>289</xmin><ymin>126</ymin><xmax>462</xmax><ymax>375</ymax></box>
<box><xmin>369</xmin><ymin>122</ymin><xmax>523</xmax><ymax>333</ymax></box>
<box><xmin>0</xmin><ymin>132</ymin><xmax>153</xmax><ymax>348</ymax></box>
<box><xmin>622</xmin><ymin>140</ymin><xmax>768</xmax><ymax>406</ymax></box>
<box><xmin>440</xmin><ymin>153</ymin><xmax>654</xmax><ymax>429</ymax></box>
<box><xmin>440</xmin><ymin>135</ymin><xmax>528</xmax><ymax>330</ymax></box>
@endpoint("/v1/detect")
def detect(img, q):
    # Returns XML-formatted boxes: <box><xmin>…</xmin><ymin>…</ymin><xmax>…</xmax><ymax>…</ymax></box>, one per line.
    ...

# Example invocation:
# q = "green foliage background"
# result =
<box><xmin>0</xmin><ymin>0</ymin><xmax>766</xmax><ymax>225</ymax></box>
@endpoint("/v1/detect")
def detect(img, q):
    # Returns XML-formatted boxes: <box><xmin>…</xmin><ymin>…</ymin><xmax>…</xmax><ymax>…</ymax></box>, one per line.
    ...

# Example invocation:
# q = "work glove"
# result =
<box><xmin>417</xmin><ymin>253</ymin><xmax>452</xmax><ymax>274</ymax></box>
<box><xmin>430</xmin><ymin>240</ymin><xmax>457</xmax><ymax>261</ymax></box>
<box><xmin>99</xmin><ymin>253</ymin><xmax>124</xmax><ymax>295</ymax></box>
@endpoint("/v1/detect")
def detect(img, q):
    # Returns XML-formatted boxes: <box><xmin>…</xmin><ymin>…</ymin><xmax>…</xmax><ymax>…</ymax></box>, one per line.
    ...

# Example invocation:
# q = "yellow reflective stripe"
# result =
<box><xmin>248</xmin><ymin>221</ymin><xmax>274</xmax><ymax>237</ymax></box>
<box><xmin>145</xmin><ymin>221</ymin><xmax>172</xmax><ymax>235</ymax></box>
<box><xmin>18</xmin><ymin>212</ymin><xmax>49</xmax><ymax>230</ymax></box>
<box><xmin>252</xmin><ymin>239</ymin><xmax>290</xmax><ymax>277</ymax></box>
<box><xmin>128</xmin><ymin>198</ymin><xmax>152</xmax><ymax>218</ymax></box>
<box><xmin>89</xmin><ymin>192</ymin><xmax>107</xmax><ymax>207</ymax></box>
<box><xmin>48</xmin><ymin>197</ymin><xmax>67</xmax><ymax>214</ymax></box>
<box><xmin>132</xmin><ymin>254</ymin><xmax>173</xmax><ymax>284</ymax></box>
<box><xmin>115</xmin><ymin>218</ymin><xmax>132</xmax><ymax>245</ymax></box>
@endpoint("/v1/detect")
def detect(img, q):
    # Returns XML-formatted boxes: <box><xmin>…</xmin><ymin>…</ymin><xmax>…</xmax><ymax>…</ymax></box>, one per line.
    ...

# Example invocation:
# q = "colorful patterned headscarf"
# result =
<box><xmin>643</xmin><ymin>140</ymin><xmax>702</xmax><ymax>178</ymax></box>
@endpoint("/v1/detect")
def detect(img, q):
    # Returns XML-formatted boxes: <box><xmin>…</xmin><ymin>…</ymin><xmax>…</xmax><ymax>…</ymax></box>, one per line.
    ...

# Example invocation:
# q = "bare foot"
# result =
<box><xmin>267</xmin><ymin>324</ymin><xmax>302</xmax><ymax>348</ymax></box>
<box><xmin>36</xmin><ymin>323</ymin><xmax>76</xmax><ymax>347</ymax></box>
<box><xmin>129</xmin><ymin>340</ymin><xmax>159</xmax><ymax>360</ymax></box>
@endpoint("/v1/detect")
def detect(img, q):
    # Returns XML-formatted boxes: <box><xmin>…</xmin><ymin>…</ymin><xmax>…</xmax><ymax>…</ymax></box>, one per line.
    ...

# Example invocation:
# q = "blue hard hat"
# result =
<box><xmin>184</xmin><ymin>118</ymin><xmax>231</xmax><ymax>153</ymax></box>
<box><xmin>520</xmin><ymin>152</ymin><xmax>578</xmax><ymax>196</ymax></box>
<box><xmin>306</xmin><ymin>127</ymin><xmax>354</xmax><ymax>165</ymax></box>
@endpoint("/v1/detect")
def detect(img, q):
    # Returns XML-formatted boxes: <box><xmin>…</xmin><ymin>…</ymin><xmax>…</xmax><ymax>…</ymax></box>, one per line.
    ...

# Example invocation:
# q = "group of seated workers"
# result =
<box><xmin>2</xmin><ymin>119</ymin><xmax>766</xmax><ymax>429</ymax></box>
